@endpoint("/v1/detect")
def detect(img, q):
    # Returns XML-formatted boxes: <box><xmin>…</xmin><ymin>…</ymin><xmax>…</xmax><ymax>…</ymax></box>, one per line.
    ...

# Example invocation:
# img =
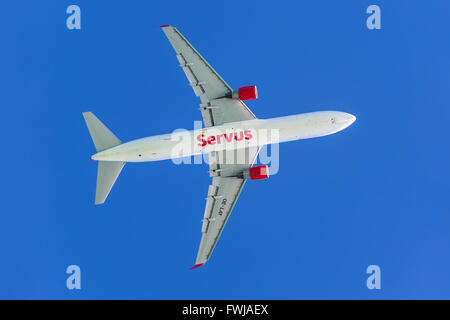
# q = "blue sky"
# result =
<box><xmin>1</xmin><ymin>0</ymin><xmax>449</xmax><ymax>299</ymax></box>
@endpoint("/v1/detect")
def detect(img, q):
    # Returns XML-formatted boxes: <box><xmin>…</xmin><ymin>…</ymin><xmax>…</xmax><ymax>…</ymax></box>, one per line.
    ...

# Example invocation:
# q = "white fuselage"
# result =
<box><xmin>92</xmin><ymin>111</ymin><xmax>356</xmax><ymax>162</ymax></box>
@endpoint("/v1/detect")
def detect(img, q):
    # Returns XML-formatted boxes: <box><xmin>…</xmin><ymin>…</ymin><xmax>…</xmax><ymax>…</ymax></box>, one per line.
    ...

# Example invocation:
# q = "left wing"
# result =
<box><xmin>160</xmin><ymin>25</ymin><xmax>256</xmax><ymax>127</ymax></box>
<box><xmin>191</xmin><ymin>146</ymin><xmax>260</xmax><ymax>269</ymax></box>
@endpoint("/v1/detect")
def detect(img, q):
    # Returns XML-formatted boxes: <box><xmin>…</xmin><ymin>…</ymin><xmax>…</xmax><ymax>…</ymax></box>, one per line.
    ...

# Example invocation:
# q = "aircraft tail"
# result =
<box><xmin>82</xmin><ymin>112</ymin><xmax>125</xmax><ymax>205</ymax></box>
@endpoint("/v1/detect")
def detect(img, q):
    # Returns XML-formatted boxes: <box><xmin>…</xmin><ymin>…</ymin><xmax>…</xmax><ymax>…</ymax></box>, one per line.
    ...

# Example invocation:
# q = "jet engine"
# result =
<box><xmin>232</xmin><ymin>86</ymin><xmax>258</xmax><ymax>101</ymax></box>
<box><xmin>244</xmin><ymin>165</ymin><xmax>269</xmax><ymax>180</ymax></box>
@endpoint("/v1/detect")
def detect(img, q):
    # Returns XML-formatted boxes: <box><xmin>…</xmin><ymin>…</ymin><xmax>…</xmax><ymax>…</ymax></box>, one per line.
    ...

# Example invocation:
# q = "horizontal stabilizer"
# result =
<box><xmin>83</xmin><ymin>112</ymin><xmax>121</xmax><ymax>152</ymax></box>
<box><xmin>95</xmin><ymin>161</ymin><xmax>125</xmax><ymax>205</ymax></box>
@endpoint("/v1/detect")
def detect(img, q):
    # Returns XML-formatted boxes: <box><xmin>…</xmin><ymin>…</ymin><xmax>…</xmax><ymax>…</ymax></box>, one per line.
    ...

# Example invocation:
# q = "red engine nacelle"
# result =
<box><xmin>232</xmin><ymin>86</ymin><xmax>258</xmax><ymax>101</ymax></box>
<box><xmin>249</xmin><ymin>165</ymin><xmax>269</xmax><ymax>180</ymax></box>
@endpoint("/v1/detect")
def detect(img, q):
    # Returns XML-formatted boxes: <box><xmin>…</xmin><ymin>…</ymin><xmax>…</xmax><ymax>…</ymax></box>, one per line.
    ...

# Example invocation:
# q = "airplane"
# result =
<box><xmin>82</xmin><ymin>25</ymin><xmax>356</xmax><ymax>269</ymax></box>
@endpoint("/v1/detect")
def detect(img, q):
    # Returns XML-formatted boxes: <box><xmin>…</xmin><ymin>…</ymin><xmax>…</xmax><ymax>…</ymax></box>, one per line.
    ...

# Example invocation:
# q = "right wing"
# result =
<box><xmin>160</xmin><ymin>25</ymin><xmax>256</xmax><ymax>127</ymax></box>
<box><xmin>194</xmin><ymin>176</ymin><xmax>247</xmax><ymax>268</ymax></box>
<box><xmin>192</xmin><ymin>146</ymin><xmax>260</xmax><ymax>268</ymax></box>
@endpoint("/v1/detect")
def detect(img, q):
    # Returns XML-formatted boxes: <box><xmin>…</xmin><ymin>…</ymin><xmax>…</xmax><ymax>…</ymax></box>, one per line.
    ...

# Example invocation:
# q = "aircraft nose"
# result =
<box><xmin>329</xmin><ymin>112</ymin><xmax>356</xmax><ymax>133</ymax></box>
<box><xmin>345</xmin><ymin>113</ymin><xmax>356</xmax><ymax>125</ymax></box>
<box><xmin>339</xmin><ymin>113</ymin><xmax>356</xmax><ymax>123</ymax></box>
<box><xmin>333</xmin><ymin>113</ymin><xmax>356</xmax><ymax>126</ymax></box>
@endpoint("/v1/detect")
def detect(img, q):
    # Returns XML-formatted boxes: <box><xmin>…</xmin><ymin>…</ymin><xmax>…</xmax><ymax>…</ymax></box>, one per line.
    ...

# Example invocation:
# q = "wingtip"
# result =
<box><xmin>160</xmin><ymin>24</ymin><xmax>170</xmax><ymax>28</ymax></box>
<box><xmin>82</xmin><ymin>111</ymin><xmax>92</xmax><ymax>119</ymax></box>
<box><xmin>189</xmin><ymin>263</ymin><xmax>204</xmax><ymax>270</ymax></box>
